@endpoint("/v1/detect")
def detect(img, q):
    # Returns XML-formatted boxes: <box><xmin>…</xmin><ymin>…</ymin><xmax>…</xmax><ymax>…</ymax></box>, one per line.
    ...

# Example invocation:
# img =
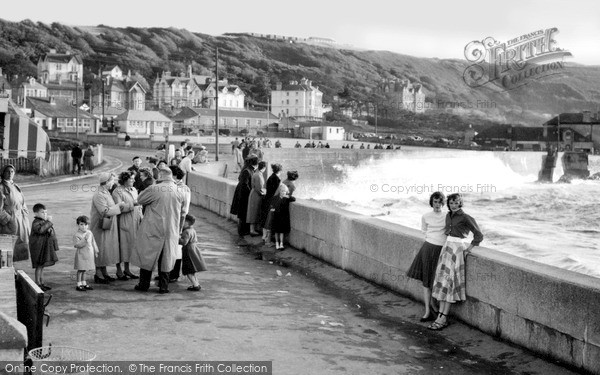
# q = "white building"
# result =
<box><xmin>271</xmin><ymin>78</ymin><xmax>324</xmax><ymax>122</ymax></box>
<box><xmin>114</xmin><ymin>110</ymin><xmax>173</xmax><ymax>135</ymax></box>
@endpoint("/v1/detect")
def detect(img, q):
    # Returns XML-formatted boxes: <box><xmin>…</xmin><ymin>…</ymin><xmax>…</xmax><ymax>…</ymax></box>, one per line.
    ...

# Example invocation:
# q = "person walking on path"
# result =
<box><xmin>230</xmin><ymin>155</ymin><xmax>258</xmax><ymax>244</ymax></box>
<box><xmin>111</xmin><ymin>171</ymin><xmax>142</xmax><ymax>280</ymax></box>
<box><xmin>29</xmin><ymin>203</ymin><xmax>59</xmax><ymax>291</ymax></box>
<box><xmin>406</xmin><ymin>192</ymin><xmax>447</xmax><ymax>322</ymax></box>
<box><xmin>83</xmin><ymin>146</ymin><xmax>95</xmax><ymax>175</ymax></box>
<box><xmin>429</xmin><ymin>193</ymin><xmax>483</xmax><ymax>331</ymax></box>
<box><xmin>71</xmin><ymin>143</ymin><xmax>83</xmax><ymax>175</ymax></box>
<box><xmin>0</xmin><ymin>164</ymin><xmax>30</xmax><ymax>262</ymax></box>
<box><xmin>73</xmin><ymin>216</ymin><xmax>98</xmax><ymax>291</ymax></box>
<box><xmin>180</xmin><ymin>214</ymin><xmax>207</xmax><ymax>291</ymax></box>
<box><xmin>246</xmin><ymin>161</ymin><xmax>267</xmax><ymax>236</ymax></box>
<box><xmin>90</xmin><ymin>172</ymin><xmax>125</xmax><ymax>284</ymax></box>
<box><xmin>130</xmin><ymin>168</ymin><xmax>184</xmax><ymax>294</ymax></box>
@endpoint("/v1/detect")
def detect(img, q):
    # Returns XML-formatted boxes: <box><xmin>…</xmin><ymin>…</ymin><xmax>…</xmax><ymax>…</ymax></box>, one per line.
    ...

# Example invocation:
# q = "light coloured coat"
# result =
<box><xmin>112</xmin><ymin>185</ymin><xmax>143</xmax><ymax>262</ymax></box>
<box><xmin>130</xmin><ymin>179</ymin><xmax>184</xmax><ymax>272</ymax></box>
<box><xmin>90</xmin><ymin>186</ymin><xmax>121</xmax><ymax>267</ymax></box>
<box><xmin>246</xmin><ymin>170</ymin><xmax>266</xmax><ymax>224</ymax></box>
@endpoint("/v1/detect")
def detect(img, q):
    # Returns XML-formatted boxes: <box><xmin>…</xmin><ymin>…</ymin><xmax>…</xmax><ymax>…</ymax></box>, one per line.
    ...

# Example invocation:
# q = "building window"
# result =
<box><xmin>286</xmin><ymin>92</ymin><xmax>289</xmax><ymax>96</ymax></box>
<box><xmin>245</xmin><ymin>119</ymin><xmax>250</xmax><ymax>126</ymax></box>
<box><xmin>281</xmin><ymin>100</ymin><xmax>284</xmax><ymax>105</ymax></box>
<box><xmin>257</xmin><ymin>120</ymin><xmax>262</xmax><ymax>126</ymax></box>
<box><xmin>56</xmin><ymin>64</ymin><xmax>62</xmax><ymax>70</ymax></box>
<box><xmin>286</xmin><ymin>99</ymin><xmax>289</xmax><ymax>105</ymax></box>
<box><xmin>233</xmin><ymin>119</ymin><xmax>239</xmax><ymax>126</ymax></box>
<box><xmin>296</xmin><ymin>91</ymin><xmax>299</xmax><ymax>96</ymax></box>
<box><xmin>295</xmin><ymin>99</ymin><xmax>298</xmax><ymax>104</ymax></box>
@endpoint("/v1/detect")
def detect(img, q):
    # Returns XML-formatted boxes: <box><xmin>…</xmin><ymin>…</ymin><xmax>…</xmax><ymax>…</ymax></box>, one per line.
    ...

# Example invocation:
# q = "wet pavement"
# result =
<box><xmin>10</xmin><ymin>147</ymin><xmax>580</xmax><ymax>374</ymax></box>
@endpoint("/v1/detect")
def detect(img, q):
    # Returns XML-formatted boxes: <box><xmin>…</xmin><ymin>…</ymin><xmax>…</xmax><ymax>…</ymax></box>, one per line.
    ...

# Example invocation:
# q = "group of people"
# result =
<box><xmin>230</xmin><ymin>154</ymin><xmax>299</xmax><ymax>250</ymax></box>
<box><xmin>70</xmin><ymin>143</ymin><xmax>96</xmax><ymax>175</ymax></box>
<box><xmin>231</xmin><ymin>137</ymin><xmax>282</xmax><ymax>152</ymax></box>
<box><xmin>406</xmin><ymin>192</ymin><xmax>483</xmax><ymax>330</ymax></box>
<box><xmin>295</xmin><ymin>141</ymin><xmax>331</xmax><ymax>148</ymax></box>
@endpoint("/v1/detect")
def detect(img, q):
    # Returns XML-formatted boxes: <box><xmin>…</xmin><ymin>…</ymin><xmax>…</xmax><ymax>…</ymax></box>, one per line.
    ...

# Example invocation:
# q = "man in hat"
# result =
<box><xmin>127</xmin><ymin>156</ymin><xmax>143</xmax><ymax>191</ymax></box>
<box><xmin>130</xmin><ymin>168</ymin><xmax>185</xmax><ymax>293</ymax></box>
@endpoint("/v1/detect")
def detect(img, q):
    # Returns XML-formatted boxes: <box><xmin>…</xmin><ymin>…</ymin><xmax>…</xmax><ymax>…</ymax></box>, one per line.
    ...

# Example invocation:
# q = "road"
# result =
<box><xmin>11</xmin><ymin>147</ymin><xmax>578</xmax><ymax>375</ymax></box>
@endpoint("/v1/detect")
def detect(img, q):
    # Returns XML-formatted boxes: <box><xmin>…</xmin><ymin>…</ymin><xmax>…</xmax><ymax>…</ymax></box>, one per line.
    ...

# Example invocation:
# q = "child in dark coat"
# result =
<box><xmin>180</xmin><ymin>214</ymin><xmax>207</xmax><ymax>291</ymax></box>
<box><xmin>29</xmin><ymin>203</ymin><xmax>59</xmax><ymax>291</ymax></box>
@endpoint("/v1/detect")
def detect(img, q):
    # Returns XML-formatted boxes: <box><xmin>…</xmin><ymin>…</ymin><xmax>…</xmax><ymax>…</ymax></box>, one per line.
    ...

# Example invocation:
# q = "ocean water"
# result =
<box><xmin>300</xmin><ymin>148</ymin><xmax>600</xmax><ymax>278</ymax></box>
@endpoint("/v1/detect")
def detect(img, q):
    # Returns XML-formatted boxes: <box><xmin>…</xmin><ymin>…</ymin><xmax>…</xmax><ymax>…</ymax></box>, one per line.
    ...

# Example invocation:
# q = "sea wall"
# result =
<box><xmin>187</xmin><ymin>169</ymin><xmax>600</xmax><ymax>374</ymax></box>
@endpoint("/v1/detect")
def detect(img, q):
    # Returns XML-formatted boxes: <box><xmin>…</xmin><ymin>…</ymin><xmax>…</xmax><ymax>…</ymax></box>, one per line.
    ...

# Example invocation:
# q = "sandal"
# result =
<box><xmin>427</xmin><ymin>313</ymin><xmax>449</xmax><ymax>330</ymax></box>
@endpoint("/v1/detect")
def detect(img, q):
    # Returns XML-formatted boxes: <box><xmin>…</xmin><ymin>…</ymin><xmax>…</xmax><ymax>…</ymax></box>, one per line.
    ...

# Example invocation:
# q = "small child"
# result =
<box><xmin>29</xmin><ymin>203</ymin><xmax>59</xmax><ymax>291</ymax></box>
<box><xmin>73</xmin><ymin>216</ymin><xmax>99</xmax><ymax>292</ymax></box>
<box><xmin>179</xmin><ymin>214</ymin><xmax>207</xmax><ymax>291</ymax></box>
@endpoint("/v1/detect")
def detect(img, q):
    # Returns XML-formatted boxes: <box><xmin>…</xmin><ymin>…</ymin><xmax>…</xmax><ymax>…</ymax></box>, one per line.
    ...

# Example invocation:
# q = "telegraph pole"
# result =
<box><xmin>215</xmin><ymin>47</ymin><xmax>219</xmax><ymax>161</ymax></box>
<box><xmin>75</xmin><ymin>72</ymin><xmax>79</xmax><ymax>138</ymax></box>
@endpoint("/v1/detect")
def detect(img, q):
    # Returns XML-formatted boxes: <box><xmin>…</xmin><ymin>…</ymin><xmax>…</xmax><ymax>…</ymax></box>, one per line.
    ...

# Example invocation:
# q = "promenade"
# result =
<box><xmin>8</xmin><ymin>147</ymin><xmax>579</xmax><ymax>374</ymax></box>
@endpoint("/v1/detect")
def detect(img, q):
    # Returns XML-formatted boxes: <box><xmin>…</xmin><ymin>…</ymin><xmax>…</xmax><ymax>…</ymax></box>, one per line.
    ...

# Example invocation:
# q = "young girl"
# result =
<box><xmin>268</xmin><ymin>171</ymin><xmax>299</xmax><ymax>250</ymax></box>
<box><xmin>406</xmin><ymin>192</ymin><xmax>447</xmax><ymax>322</ymax></box>
<box><xmin>429</xmin><ymin>193</ymin><xmax>483</xmax><ymax>330</ymax></box>
<box><xmin>180</xmin><ymin>214</ymin><xmax>207</xmax><ymax>291</ymax></box>
<box><xmin>29</xmin><ymin>203</ymin><xmax>59</xmax><ymax>291</ymax></box>
<box><xmin>73</xmin><ymin>216</ymin><xmax>99</xmax><ymax>291</ymax></box>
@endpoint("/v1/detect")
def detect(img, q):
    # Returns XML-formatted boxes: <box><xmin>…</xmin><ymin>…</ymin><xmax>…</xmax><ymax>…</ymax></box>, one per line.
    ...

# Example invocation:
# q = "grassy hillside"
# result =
<box><xmin>1</xmin><ymin>19</ymin><xmax>599</xmax><ymax>130</ymax></box>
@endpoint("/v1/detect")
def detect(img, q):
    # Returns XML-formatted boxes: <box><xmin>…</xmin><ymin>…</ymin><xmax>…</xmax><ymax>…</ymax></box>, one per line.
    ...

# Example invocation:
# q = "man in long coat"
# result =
<box><xmin>130</xmin><ymin>168</ymin><xmax>184</xmax><ymax>293</ymax></box>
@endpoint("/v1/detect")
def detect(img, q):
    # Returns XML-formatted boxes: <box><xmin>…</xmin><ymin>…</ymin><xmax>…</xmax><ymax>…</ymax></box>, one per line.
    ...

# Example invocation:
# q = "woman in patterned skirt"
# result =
<box><xmin>406</xmin><ymin>192</ymin><xmax>446</xmax><ymax>322</ymax></box>
<box><xmin>429</xmin><ymin>193</ymin><xmax>483</xmax><ymax>330</ymax></box>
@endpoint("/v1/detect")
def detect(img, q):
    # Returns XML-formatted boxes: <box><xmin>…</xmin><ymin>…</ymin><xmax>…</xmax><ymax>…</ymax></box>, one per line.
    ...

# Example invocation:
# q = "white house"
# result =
<box><xmin>271</xmin><ymin>78</ymin><xmax>324</xmax><ymax>121</ymax></box>
<box><xmin>114</xmin><ymin>110</ymin><xmax>173</xmax><ymax>135</ymax></box>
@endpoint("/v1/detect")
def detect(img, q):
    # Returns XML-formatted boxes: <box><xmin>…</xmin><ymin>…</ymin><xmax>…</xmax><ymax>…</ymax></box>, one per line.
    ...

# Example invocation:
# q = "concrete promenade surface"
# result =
<box><xmin>6</xmin><ymin>147</ymin><xmax>579</xmax><ymax>374</ymax></box>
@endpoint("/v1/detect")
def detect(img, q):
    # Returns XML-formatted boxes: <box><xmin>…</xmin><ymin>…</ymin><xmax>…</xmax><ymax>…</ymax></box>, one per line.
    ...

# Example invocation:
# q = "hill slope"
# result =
<box><xmin>1</xmin><ymin>19</ymin><xmax>599</xmax><ymax>127</ymax></box>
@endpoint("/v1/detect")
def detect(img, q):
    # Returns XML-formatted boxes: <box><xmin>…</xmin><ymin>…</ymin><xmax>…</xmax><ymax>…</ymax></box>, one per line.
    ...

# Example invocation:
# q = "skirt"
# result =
<box><xmin>406</xmin><ymin>241</ymin><xmax>443</xmax><ymax>288</ymax></box>
<box><xmin>431</xmin><ymin>236</ymin><xmax>468</xmax><ymax>303</ymax></box>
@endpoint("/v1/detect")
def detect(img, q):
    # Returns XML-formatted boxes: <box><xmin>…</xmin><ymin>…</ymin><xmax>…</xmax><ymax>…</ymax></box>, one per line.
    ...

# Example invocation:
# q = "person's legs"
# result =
<box><xmin>116</xmin><ymin>263</ymin><xmax>124</xmax><ymax>278</ymax></box>
<box><xmin>35</xmin><ymin>267</ymin><xmax>43</xmax><ymax>285</ymax></box>
<box><xmin>422</xmin><ymin>287</ymin><xmax>432</xmax><ymax>319</ymax></box>
<box><xmin>135</xmin><ymin>269</ymin><xmax>152</xmax><ymax>291</ymax></box>
<box><xmin>124</xmin><ymin>262</ymin><xmax>138</xmax><ymax>278</ymax></box>
<box><xmin>157</xmin><ymin>250</ymin><xmax>169</xmax><ymax>292</ymax></box>
<box><xmin>169</xmin><ymin>259</ymin><xmax>182</xmax><ymax>282</ymax></box>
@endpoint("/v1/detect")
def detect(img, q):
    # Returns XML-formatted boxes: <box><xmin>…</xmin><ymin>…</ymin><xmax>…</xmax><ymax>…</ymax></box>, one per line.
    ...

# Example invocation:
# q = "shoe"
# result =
<box><xmin>75</xmin><ymin>286</ymin><xmax>87</xmax><ymax>292</ymax></box>
<box><xmin>103</xmin><ymin>275</ymin><xmax>116</xmax><ymax>282</ymax></box>
<box><xmin>187</xmin><ymin>285</ymin><xmax>201</xmax><ymax>291</ymax></box>
<box><xmin>94</xmin><ymin>275</ymin><xmax>110</xmax><ymax>284</ymax></box>
<box><xmin>169</xmin><ymin>278</ymin><xmax>179</xmax><ymax>283</ymax></box>
<box><xmin>134</xmin><ymin>284</ymin><xmax>148</xmax><ymax>292</ymax></box>
<box><xmin>158</xmin><ymin>289</ymin><xmax>170</xmax><ymax>294</ymax></box>
<box><xmin>153</xmin><ymin>276</ymin><xmax>160</xmax><ymax>281</ymax></box>
<box><xmin>427</xmin><ymin>313</ymin><xmax>449</xmax><ymax>330</ymax></box>
<box><xmin>124</xmin><ymin>272</ymin><xmax>139</xmax><ymax>279</ymax></box>
<box><xmin>84</xmin><ymin>285</ymin><xmax>94</xmax><ymax>290</ymax></box>
<box><xmin>41</xmin><ymin>284</ymin><xmax>52</xmax><ymax>291</ymax></box>
<box><xmin>117</xmin><ymin>275</ymin><xmax>129</xmax><ymax>281</ymax></box>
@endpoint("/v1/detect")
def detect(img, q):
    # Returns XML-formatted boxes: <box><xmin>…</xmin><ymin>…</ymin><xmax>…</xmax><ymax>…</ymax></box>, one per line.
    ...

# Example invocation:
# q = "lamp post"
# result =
<box><xmin>215</xmin><ymin>47</ymin><xmax>219</xmax><ymax>162</ymax></box>
<box><xmin>75</xmin><ymin>72</ymin><xmax>79</xmax><ymax>138</ymax></box>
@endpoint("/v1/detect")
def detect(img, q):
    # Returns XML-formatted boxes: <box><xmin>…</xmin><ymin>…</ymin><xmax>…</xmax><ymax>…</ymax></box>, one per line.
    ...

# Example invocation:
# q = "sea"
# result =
<box><xmin>298</xmin><ymin>147</ymin><xmax>600</xmax><ymax>278</ymax></box>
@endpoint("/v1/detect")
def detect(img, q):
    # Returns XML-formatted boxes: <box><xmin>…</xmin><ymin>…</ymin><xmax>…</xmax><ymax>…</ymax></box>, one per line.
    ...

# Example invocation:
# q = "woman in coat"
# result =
<box><xmin>83</xmin><ymin>146</ymin><xmax>95</xmax><ymax>175</ymax></box>
<box><xmin>246</xmin><ymin>161</ymin><xmax>267</xmax><ymax>236</ymax></box>
<box><xmin>260</xmin><ymin>163</ymin><xmax>282</xmax><ymax>245</ymax></box>
<box><xmin>269</xmin><ymin>171</ymin><xmax>299</xmax><ymax>250</ymax></box>
<box><xmin>112</xmin><ymin>171</ymin><xmax>142</xmax><ymax>280</ymax></box>
<box><xmin>90</xmin><ymin>172</ymin><xmax>124</xmax><ymax>283</ymax></box>
<box><xmin>230</xmin><ymin>155</ymin><xmax>258</xmax><ymax>242</ymax></box>
<box><xmin>0</xmin><ymin>164</ymin><xmax>30</xmax><ymax>261</ymax></box>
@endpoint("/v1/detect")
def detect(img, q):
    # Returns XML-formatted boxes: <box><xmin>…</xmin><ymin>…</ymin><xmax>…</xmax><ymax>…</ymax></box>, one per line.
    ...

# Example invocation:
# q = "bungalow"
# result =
<box><xmin>114</xmin><ymin>110</ymin><xmax>173</xmax><ymax>135</ymax></box>
<box><xmin>170</xmin><ymin>107</ymin><xmax>276</xmax><ymax>134</ymax></box>
<box><xmin>296</xmin><ymin>123</ymin><xmax>345</xmax><ymax>141</ymax></box>
<box><xmin>26</xmin><ymin>97</ymin><xmax>95</xmax><ymax>133</ymax></box>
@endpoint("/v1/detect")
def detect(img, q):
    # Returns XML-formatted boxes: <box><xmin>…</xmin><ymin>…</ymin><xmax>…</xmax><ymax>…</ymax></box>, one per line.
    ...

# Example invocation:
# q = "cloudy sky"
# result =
<box><xmin>2</xmin><ymin>0</ymin><xmax>598</xmax><ymax>65</ymax></box>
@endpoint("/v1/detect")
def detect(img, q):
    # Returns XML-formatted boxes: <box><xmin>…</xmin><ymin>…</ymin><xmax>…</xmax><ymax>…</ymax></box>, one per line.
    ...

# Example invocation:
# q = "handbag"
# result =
<box><xmin>101</xmin><ymin>216</ymin><xmax>112</xmax><ymax>230</ymax></box>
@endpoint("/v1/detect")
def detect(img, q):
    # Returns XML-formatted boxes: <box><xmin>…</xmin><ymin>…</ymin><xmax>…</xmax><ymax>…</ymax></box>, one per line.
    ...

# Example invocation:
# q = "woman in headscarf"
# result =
<box><xmin>230</xmin><ymin>155</ymin><xmax>258</xmax><ymax>244</ymax></box>
<box><xmin>112</xmin><ymin>171</ymin><xmax>142</xmax><ymax>280</ymax></box>
<box><xmin>90</xmin><ymin>172</ymin><xmax>124</xmax><ymax>283</ymax></box>
<box><xmin>0</xmin><ymin>165</ymin><xmax>30</xmax><ymax>261</ymax></box>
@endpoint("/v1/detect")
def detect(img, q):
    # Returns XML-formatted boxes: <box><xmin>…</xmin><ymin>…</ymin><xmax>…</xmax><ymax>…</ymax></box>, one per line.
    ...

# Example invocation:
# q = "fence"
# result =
<box><xmin>0</xmin><ymin>145</ymin><xmax>103</xmax><ymax>176</ymax></box>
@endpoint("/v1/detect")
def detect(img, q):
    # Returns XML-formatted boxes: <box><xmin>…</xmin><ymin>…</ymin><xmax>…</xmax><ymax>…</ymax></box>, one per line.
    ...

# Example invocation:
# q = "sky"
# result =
<box><xmin>2</xmin><ymin>0</ymin><xmax>599</xmax><ymax>65</ymax></box>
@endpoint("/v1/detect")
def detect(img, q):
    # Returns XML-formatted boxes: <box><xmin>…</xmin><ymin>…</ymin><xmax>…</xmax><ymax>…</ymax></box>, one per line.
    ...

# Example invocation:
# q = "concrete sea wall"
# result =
<box><xmin>188</xmin><ymin>169</ymin><xmax>600</xmax><ymax>374</ymax></box>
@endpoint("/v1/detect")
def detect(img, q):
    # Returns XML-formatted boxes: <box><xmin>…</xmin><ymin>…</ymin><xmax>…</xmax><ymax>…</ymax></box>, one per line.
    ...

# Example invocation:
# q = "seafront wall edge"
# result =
<box><xmin>187</xmin><ymin>170</ymin><xmax>600</xmax><ymax>374</ymax></box>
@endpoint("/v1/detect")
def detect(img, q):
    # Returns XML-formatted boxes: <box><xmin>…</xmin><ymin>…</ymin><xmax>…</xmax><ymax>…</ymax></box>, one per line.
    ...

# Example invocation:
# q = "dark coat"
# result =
<box><xmin>230</xmin><ymin>166</ymin><xmax>254</xmax><ymax>221</ymax></box>
<box><xmin>71</xmin><ymin>146</ymin><xmax>83</xmax><ymax>159</ymax></box>
<box><xmin>260</xmin><ymin>173</ymin><xmax>280</xmax><ymax>226</ymax></box>
<box><xmin>29</xmin><ymin>217</ymin><xmax>59</xmax><ymax>268</ymax></box>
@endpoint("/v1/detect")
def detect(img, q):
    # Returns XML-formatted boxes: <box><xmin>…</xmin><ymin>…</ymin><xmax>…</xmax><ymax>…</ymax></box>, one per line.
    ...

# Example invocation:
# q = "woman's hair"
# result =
<box><xmin>76</xmin><ymin>215</ymin><xmax>89</xmax><ymax>225</ymax></box>
<box><xmin>446</xmin><ymin>193</ymin><xmax>463</xmax><ymax>209</ymax></box>
<box><xmin>258</xmin><ymin>161</ymin><xmax>267</xmax><ymax>170</ymax></box>
<box><xmin>271</xmin><ymin>163</ymin><xmax>282</xmax><ymax>173</ymax></box>
<box><xmin>169</xmin><ymin>165</ymin><xmax>185</xmax><ymax>180</ymax></box>
<box><xmin>429</xmin><ymin>191</ymin><xmax>446</xmax><ymax>207</ymax></box>
<box><xmin>287</xmin><ymin>171</ymin><xmax>299</xmax><ymax>181</ymax></box>
<box><xmin>246</xmin><ymin>155</ymin><xmax>259</xmax><ymax>166</ymax></box>
<box><xmin>118</xmin><ymin>171</ymin><xmax>133</xmax><ymax>186</ymax></box>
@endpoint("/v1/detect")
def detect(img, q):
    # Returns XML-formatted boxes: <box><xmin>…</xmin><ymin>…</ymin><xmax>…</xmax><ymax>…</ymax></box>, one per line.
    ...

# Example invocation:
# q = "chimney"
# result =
<box><xmin>276</xmin><ymin>82</ymin><xmax>282</xmax><ymax>90</ymax></box>
<box><xmin>179</xmin><ymin>72</ymin><xmax>185</xmax><ymax>78</ymax></box>
<box><xmin>582</xmin><ymin>110</ymin><xmax>591</xmax><ymax>123</ymax></box>
<box><xmin>165</xmin><ymin>71</ymin><xmax>171</xmax><ymax>77</ymax></box>
<box><xmin>49</xmin><ymin>49</ymin><xmax>57</xmax><ymax>54</ymax></box>
<box><xmin>187</xmin><ymin>65</ymin><xmax>193</xmax><ymax>78</ymax></box>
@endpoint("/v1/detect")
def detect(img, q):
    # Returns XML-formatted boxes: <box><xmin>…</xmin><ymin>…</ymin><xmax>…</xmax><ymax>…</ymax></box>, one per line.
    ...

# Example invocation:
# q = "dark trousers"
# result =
<box><xmin>72</xmin><ymin>158</ymin><xmax>82</xmax><ymax>173</ymax></box>
<box><xmin>138</xmin><ymin>250</ymin><xmax>169</xmax><ymax>291</ymax></box>
<box><xmin>237</xmin><ymin>219</ymin><xmax>249</xmax><ymax>237</ymax></box>
<box><xmin>169</xmin><ymin>259</ymin><xmax>182</xmax><ymax>280</ymax></box>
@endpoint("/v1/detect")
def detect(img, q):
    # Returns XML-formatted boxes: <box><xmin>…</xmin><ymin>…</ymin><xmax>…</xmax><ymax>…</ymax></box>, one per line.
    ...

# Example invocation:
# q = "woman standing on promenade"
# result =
<box><xmin>90</xmin><ymin>173</ymin><xmax>125</xmax><ymax>283</ymax></box>
<box><xmin>0</xmin><ymin>164</ymin><xmax>30</xmax><ymax>261</ymax></box>
<box><xmin>429</xmin><ymin>193</ymin><xmax>483</xmax><ymax>330</ymax></box>
<box><xmin>260</xmin><ymin>163</ymin><xmax>282</xmax><ymax>246</ymax></box>
<box><xmin>111</xmin><ymin>171</ymin><xmax>142</xmax><ymax>280</ymax></box>
<box><xmin>246</xmin><ymin>161</ymin><xmax>267</xmax><ymax>236</ymax></box>
<box><xmin>230</xmin><ymin>155</ymin><xmax>258</xmax><ymax>243</ymax></box>
<box><xmin>406</xmin><ymin>191</ymin><xmax>447</xmax><ymax>322</ymax></box>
